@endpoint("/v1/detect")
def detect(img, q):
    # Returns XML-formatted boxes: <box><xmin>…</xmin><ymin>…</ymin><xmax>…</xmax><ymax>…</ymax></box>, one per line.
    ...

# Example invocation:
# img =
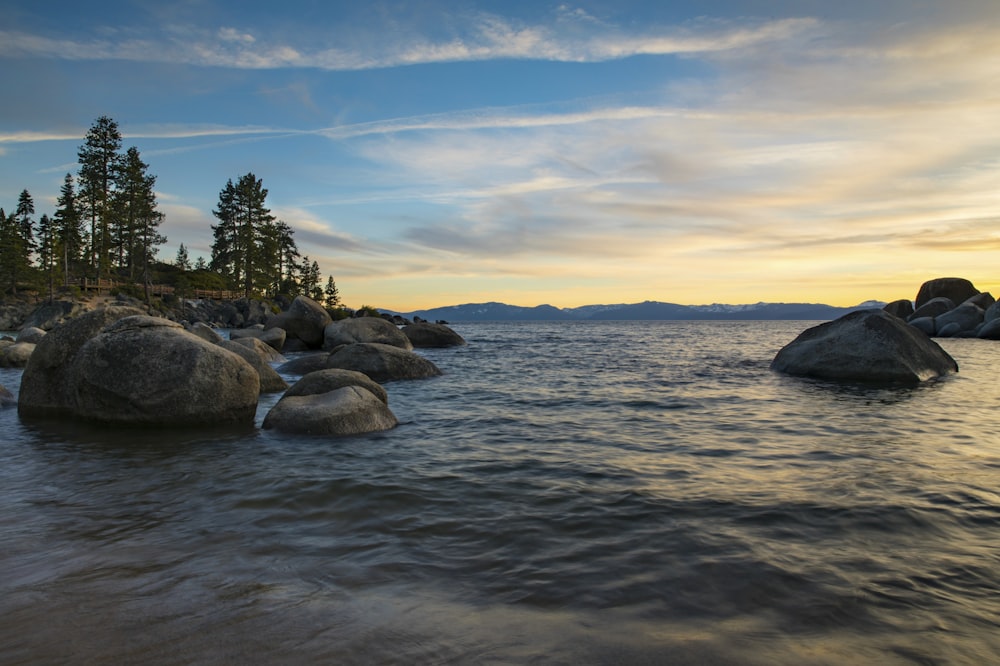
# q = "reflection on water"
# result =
<box><xmin>1</xmin><ymin>322</ymin><xmax>999</xmax><ymax>664</ymax></box>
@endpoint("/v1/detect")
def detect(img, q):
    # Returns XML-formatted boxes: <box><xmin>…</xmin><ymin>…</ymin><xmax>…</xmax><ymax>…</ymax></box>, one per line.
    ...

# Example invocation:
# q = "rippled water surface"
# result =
<box><xmin>2</xmin><ymin>320</ymin><xmax>999</xmax><ymax>664</ymax></box>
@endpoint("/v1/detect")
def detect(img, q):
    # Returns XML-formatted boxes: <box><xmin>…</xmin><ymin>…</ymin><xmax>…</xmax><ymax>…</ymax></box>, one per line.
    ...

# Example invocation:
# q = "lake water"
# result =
<box><xmin>1</xmin><ymin>320</ymin><xmax>999</xmax><ymax>665</ymax></box>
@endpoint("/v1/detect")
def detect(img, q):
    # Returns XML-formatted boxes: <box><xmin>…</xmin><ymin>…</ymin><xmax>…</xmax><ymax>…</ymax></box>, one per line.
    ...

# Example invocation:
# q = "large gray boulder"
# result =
<box><xmin>909</xmin><ymin>297</ymin><xmax>955</xmax><ymax>321</ymax></box>
<box><xmin>184</xmin><ymin>321</ymin><xmax>223</xmax><ymax>344</ymax></box>
<box><xmin>21</xmin><ymin>300</ymin><xmax>88</xmax><ymax>331</ymax></box>
<box><xmin>277</xmin><ymin>352</ymin><xmax>331</xmax><ymax>377</ymax></box>
<box><xmin>326</xmin><ymin>342</ymin><xmax>442</xmax><ymax>383</ymax></box>
<box><xmin>978</xmin><ymin>318</ymin><xmax>1000</xmax><ymax>340</ymax></box>
<box><xmin>284</xmin><ymin>368</ymin><xmax>388</xmax><ymax>405</ymax></box>
<box><xmin>16</xmin><ymin>326</ymin><xmax>47</xmax><ymax>344</ymax></box>
<box><xmin>915</xmin><ymin>277</ymin><xmax>979</xmax><ymax>310</ymax></box>
<box><xmin>402</xmin><ymin>322</ymin><xmax>467</xmax><ymax>348</ymax></box>
<box><xmin>19</xmin><ymin>305</ymin><xmax>146</xmax><ymax>415</ymax></box>
<box><xmin>882</xmin><ymin>300</ymin><xmax>914</xmax><ymax>320</ymax></box>
<box><xmin>21</xmin><ymin>313</ymin><xmax>259</xmax><ymax>427</ymax></box>
<box><xmin>984</xmin><ymin>301</ymin><xmax>1000</xmax><ymax>324</ymax></box>
<box><xmin>230</xmin><ymin>326</ymin><xmax>286</xmax><ymax>352</ymax></box>
<box><xmin>771</xmin><ymin>309</ymin><xmax>958</xmax><ymax>384</ymax></box>
<box><xmin>964</xmin><ymin>292</ymin><xmax>995</xmax><ymax>311</ymax></box>
<box><xmin>217</xmin><ymin>339</ymin><xmax>288</xmax><ymax>393</ymax></box>
<box><xmin>323</xmin><ymin>317</ymin><xmax>413</xmax><ymax>351</ymax></box>
<box><xmin>262</xmin><ymin>385</ymin><xmax>398</xmax><ymax>436</ymax></box>
<box><xmin>0</xmin><ymin>342</ymin><xmax>35</xmax><ymax>367</ymax></box>
<box><xmin>908</xmin><ymin>316</ymin><xmax>936</xmax><ymax>336</ymax></box>
<box><xmin>265</xmin><ymin>296</ymin><xmax>331</xmax><ymax>349</ymax></box>
<box><xmin>933</xmin><ymin>303</ymin><xmax>984</xmax><ymax>337</ymax></box>
<box><xmin>230</xmin><ymin>336</ymin><xmax>286</xmax><ymax>364</ymax></box>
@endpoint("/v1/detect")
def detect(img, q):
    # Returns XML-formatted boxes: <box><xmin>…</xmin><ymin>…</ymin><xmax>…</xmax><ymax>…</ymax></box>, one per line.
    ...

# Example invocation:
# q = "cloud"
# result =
<box><xmin>0</xmin><ymin>15</ymin><xmax>817</xmax><ymax>70</ymax></box>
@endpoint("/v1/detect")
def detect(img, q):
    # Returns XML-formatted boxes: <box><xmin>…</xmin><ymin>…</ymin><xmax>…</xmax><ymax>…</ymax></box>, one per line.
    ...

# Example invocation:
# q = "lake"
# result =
<box><xmin>1</xmin><ymin>320</ymin><xmax>998</xmax><ymax>664</ymax></box>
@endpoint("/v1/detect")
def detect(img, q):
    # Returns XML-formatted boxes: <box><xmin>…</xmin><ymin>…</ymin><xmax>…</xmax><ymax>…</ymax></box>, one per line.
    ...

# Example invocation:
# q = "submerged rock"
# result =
<box><xmin>771</xmin><ymin>309</ymin><xmax>958</xmax><ymax>384</ymax></box>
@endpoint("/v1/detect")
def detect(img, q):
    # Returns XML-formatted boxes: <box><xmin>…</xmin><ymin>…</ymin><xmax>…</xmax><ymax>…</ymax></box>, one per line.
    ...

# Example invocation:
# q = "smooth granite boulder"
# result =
<box><xmin>323</xmin><ymin>317</ymin><xmax>413</xmax><ymax>351</ymax></box>
<box><xmin>217</xmin><ymin>339</ymin><xmax>288</xmax><ymax>393</ymax></box>
<box><xmin>883</xmin><ymin>300</ymin><xmax>914</xmax><ymax>320</ymax></box>
<box><xmin>914</xmin><ymin>278</ymin><xmax>979</xmax><ymax>310</ymax></box>
<box><xmin>771</xmin><ymin>309</ymin><xmax>958</xmax><ymax>384</ymax></box>
<box><xmin>262</xmin><ymin>386</ymin><xmax>397</xmax><ymax>436</ymax></box>
<box><xmin>0</xmin><ymin>342</ymin><xmax>35</xmax><ymax>367</ymax></box>
<box><xmin>230</xmin><ymin>336</ymin><xmax>286</xmax><ymax>364</ymax></box>
<box><xmin>963</xmin><ymin>292</ymin><xmax>995</xmax><ymax>310</ymax></box>
<box><xmin>908</xmin><ymin>317</ymin><xmax>936</xmax><ymax>336</ymax></box>
<box><xmin>909</xmin><ymin>297</ymin><xmax>955</xmax><ymax>322</ymax></box>
<box><xmin>19</xmin><ymin>305</ymin><xmax>146</xmax><ymax>416</ymax></box>
<box><xmin>230</xmin><ymin>326</ymin><xmax>287</xmax><ymax>352</ymax></box>
<box><xmin>277</xmin><ymin>352</ymin><xmax>331</xmax><ymax>377</ymax></box>
<box><xmin>984</xmin><ymin>301</ymin><xmax>1000</xmax><ymax>324</ymax></box>
<box><xmin>326</xmin><ymin>342</ymin><xmax>442</xmax><ymax>383</ymax></box>
<box><xmin>0</xmin><ymin>384</ymin><xmax>14</xmax><ymax>407</ymax></box>
<box><xmin>284</xmin><ymin>368</ymin><xmax>388</xmax><ymax>405</ymax></box>
<box><xmin>933</xmin><ymin>303</ymin><xmax>984</xmax><ymax>337</ymax></box>
<box><xmin>20</xmin><ymin>300</ymin><xmax>88</xmax><ymax>331</ymax></box>
<box><xmin>978</xmin><ymin>318</ymin><xmax>1000</xmax><ymax>340</ymax></box>
<box><xmin>16</xmin><ymin>327</ymin><xmax>47</xmax><ymax>345</ymax></box>
<box><xmin>184</xmin><ymin>321</ymin><xmax>223</xmax><ymax>344</ymax></box>
<box><xmin>265</xmin><ymin>296</ymin><xmax>331</xmax><ymax>349</ymax></box>
<box><xmin>402</xmin><ymin>322</ymin><xmax>467</xmax><ymax>348</ymax></box>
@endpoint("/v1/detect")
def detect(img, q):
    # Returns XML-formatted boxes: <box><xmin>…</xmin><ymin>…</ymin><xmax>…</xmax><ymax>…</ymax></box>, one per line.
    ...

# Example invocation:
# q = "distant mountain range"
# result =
<box><xmin>389</xmin><ymin>300</ymin><xmax>887</xmax><ymax>322</ymax></box>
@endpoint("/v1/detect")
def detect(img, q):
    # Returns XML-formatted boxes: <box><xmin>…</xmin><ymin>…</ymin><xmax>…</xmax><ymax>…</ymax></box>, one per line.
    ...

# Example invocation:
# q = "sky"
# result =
<box><xmin>1</xmin><ymin>0</ymin><xmax>999</xmax><ymax>311</ymax></box>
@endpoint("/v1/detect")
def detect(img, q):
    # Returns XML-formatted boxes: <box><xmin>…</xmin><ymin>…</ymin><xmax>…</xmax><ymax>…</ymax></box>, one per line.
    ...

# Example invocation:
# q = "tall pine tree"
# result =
<box><xmin>210</xmin><ymin>173</ymin><xmax>279</xmax><ymax>297</ymax></box>
<box><xmin>53</xmin><ymin>173</ymin><xmax>83</xmax><ymax>285</ymax></box>
<box><xmin>78</xmin><ymin>116</ymin><xmax>122</xmax><ymax>280</ymax></box>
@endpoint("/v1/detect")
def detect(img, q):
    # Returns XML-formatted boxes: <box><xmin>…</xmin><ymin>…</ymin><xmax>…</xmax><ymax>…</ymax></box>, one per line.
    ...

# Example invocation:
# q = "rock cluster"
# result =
<box><xmin>887</xmin><ymin>277</ymin><xmax>998</xmax><ymax>339</ymax></box>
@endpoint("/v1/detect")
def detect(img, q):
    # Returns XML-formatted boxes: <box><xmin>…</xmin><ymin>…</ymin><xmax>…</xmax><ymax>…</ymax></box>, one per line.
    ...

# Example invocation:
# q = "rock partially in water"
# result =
<box><xmin>324</xmin><ymin>317</ymin><xmax>413</xmax><ymax>351</ymax></box>
<box><xmin>402</xmin><ymin>322</ymin><xmax>467</xmax><ymax>348</ymax></box>
<box><xmin>934</xmin><ymin>303</ymin><xmax>984</xmax><ymax>337</ymax></box>
<box><xmin>915</xmin><ymin>277</ymin><xmax>979</xmax><ymax>310</ymax></box>
<box><xmin>284</xmin><ymin>368</ymin><xmax>388</xmax><ymax>405</ymax></box>
<box><xmin>229</xmin><ymin>336</ymin><xmax>286</xmax><ymax>364</ymax></box>
<box><xmin>0</xmin><ymin>342</ymin><xmax>35</xmax><ymax>367</ymax></box>
<box><xmin>909</xmin><ymin>297</ymin><xmax>955</xmax><ymax>322</ymax></box>
<box><xmin>882</xmin><ymin>299</ymin><xmax>914</xmax><ymax>320</ymax></box>
<box><xmin>0</xmin><ymin>384</ymin><xmax>14</xmax><ymax>407</ymax></box>
<box><xmin>277</xmin><ymin>352</ymin><xmax>331</xmax><ymax>377</ymax></box>
<box><xmin>230</xmin><ymin>326</ymin><xmax>287</xmax><ymax>352</ymax></box>
<box><xmin>263</xmin><ymin>384</ymin><xmax>397</xmax><ymax>436</ymax></box>
<box><xmin>184</xmin><ymin>321</ymin><xmax>223</xmax><ymax>344</ymax></box>
<box><xmin>15</xmin><ymin>327</ymin><xmax>47</xmax><ymax>344</ymax></box>
<box><xmin>19</xmin><ymin>305</ymin><xmax>146</xmax><ymax>416</ymax></box>
<box><xmin>217</xmin><ymin>339</ymin><xmax>288</xmax><ymax>394</ymax></box>
<box><xmin>771</xmin><ymin>309</ymin><xmax>958</xmax><ymax>384</ymax></box>
<box><xmin>266</xmin><ymin>295</ymin><xmax>331</xmax><ymax>349</ymax></box>
<box><xmin>326</xmin><ymin>342</ymin><xmax>442</xmax><ymax>383</ymax></box>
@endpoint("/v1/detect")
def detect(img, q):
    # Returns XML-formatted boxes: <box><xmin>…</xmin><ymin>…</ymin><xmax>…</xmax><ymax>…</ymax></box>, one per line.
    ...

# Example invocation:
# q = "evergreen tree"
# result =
<box><xmin>36</xmin><ymin>214</ymin><xmax>57</xmax><ymax>302</ymax></box>
<box><xmin>298</xmin><ymin>256</ymin><xmax>322</xmax><ymax>300</ymax></box>
<box><xmin>194</xmin><ymin>256</ymin><xmax>207</xmax><ymax>270</ymax></box>
<box><xmin>323</xmin><ymin>275</ymin><xmax>341</xmax><ymax>309</ymax></box>
<box><xmin>112</xmin><ymin>146</ymin><xmax>164</xmax><ymax>282</ymax></box>
<box><xmin>175</xmin><ymin>243</ymin><xmax>190</xmax><ymax>271</ymax></box>
<box><xmin>78</xmin><ymin>116</ymin><xmax>123</xmax><ymax>280</ymax></box>
<box><xmin>53</xmin><ymin>173</ymin><xmax>83</xmax><ymax>285</ymax></box>
<box><xmin>210</xmin><ymin>173</ymin><xmax>277</xmax><ymax>297</ymax></box>
<box><xmin>15</xmin><ymin>189</ymin><xmax>36</xmax><ymax>262</ymax></box>
<box><xmin>0</xmin><ymin>208</ymin><xmax>31</xmax><ymax>295</ymax></box>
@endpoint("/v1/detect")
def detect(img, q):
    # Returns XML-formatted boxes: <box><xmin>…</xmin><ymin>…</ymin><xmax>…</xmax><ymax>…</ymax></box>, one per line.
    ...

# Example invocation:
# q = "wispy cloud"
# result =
<box><xmin>0</xmin><ymin>15</ymin><xmax>817</xmax><ymax>70</ymax></box>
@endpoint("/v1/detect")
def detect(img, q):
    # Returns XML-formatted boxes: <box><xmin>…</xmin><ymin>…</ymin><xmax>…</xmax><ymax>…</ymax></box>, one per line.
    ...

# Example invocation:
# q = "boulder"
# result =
<box><xmin>402</xmin><ymin>322</ymin><xmax>467</xmax><ymax>348</ymax></box>
<box><xmin>985</xmin><ymin>301</ymin><xmax>1000</xmax><ymax>324</ymax></box>
<box><xmin>914</xmin><ymin>277</ymin><xmax>979</xmax><ymax>310</ymax></box>
<box><xmin>217</xmin><ymin>339</ymin><xmax>288</xmax><ymax>393</ymax></box>
<box><xmin>964</xmin><ymin>292</ymin><xmax>995</xmax><ymax>310</ymax></box>
<box><xmin>978</xmin><ymin>318</ymin><xmax>1000</xmax><ymax>340</ymax></box>
<box><xmin>184</xmin><ymin>321</ymin><xmax>223</xmax><ymax>344</ymax></box>
<box><xmin>16</xmin><ymin>326</ymin><xmax>47</xmax><ymax>344</ymax></box>
<box><xmin>933</xmin><ymin>303</ymin><xmax>984</xmax><ymax>337</ymax></box>
<box><xmin>284</xmin><ymin>368</ymin><xmax>389</xmax><ymax>405</ymax></box>
<box><xmin>19</xmin><ymin>305</ymin><xmax>146</xmax><ymax>415</ymax></box>
<box><xmin>262</xmin><ymin>385</ymin><xmax>398</xmax><ymax>436</ymax></box>
<box><xmin>0</xmin><ymin>384</ymin><xmax>14</xmax><ymax>407</ymax></box>
<box><xmin>326</xmin><ymin>342</ymin><xmax>442</xmax><ymax>383</ymax></box>
<box><xmin>20</xmin><ymin>312</ymin><xmax>259</xmax><ymax>427</ymax></box>
<box><xmin>265</xmin><ymin>295</ymin><xmax>332</xmax><ymax>349</ymax></box>
<box><xmin>21</xmin><ymin>300</ymin><xmax>88</xmax><ymax>331</ymax></box>
<box><xmin>936</xmin><ymin>322</ymin><xmax>963</xmax><ymax>338</ymax></box>
<box><xmin>66</xmin><ymin>316</ymin><xmax>259</xmax><ymax>426</ymax></box>
<box><xmin>323</xmin><ymin>317</ymin><xmax>413</xmax><ymax>351</ymax></box>
<box><xmin>909</xmin><ymin>297</ymin><xmax>955</xmax><ymax>321</ymax></box>
<box><xmin>231</xmin><ymin>326</ymin><xmax>286</xmax><ymax>352</ymax></box>
<box><xmin>277</xmin><ymin>352</ymin><xmax>331</xmax><ymax>377</ymax></box>
<box><xmin>230</xmin><ymin>337</ymin><xmax>286</xmax><ymax>364</ymax></box>
<box><xmin>908</xmin><ymin>316</ymin><xmax>936</xmax><ymax>336</ymax></box>
<box><xmin>0</xmin><ymin>342</ymin><xmax>36</xmax><ymax>368</ymax></box>
<box><xmin>771</xmin><ymin>309</ymin><xmax>958</xmax><ymax>384</ymax></box>
<box><xmin>882</xmin><ymin>300</ymin><xmax>914</xmax><ymax>320</ymax></box>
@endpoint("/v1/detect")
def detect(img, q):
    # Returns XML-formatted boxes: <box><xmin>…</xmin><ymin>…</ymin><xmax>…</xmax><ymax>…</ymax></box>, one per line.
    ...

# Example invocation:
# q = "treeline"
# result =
<box><xmin>1</xmin><ymin>115</ymin><xmax>343</xmax><ymax>309</ymax></box>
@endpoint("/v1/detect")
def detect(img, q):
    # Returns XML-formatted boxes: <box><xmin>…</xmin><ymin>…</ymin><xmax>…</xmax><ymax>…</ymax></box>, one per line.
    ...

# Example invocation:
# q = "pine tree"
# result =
<box><xmin>323</xmin><ymin>275</ymin><xmax>341</xmax><ymax>309</ymax></box>
<box><xmin>210</xmin><ymin>173</ymin><xmax>277</xmax><ymax>297</ymax></box>
<box><xmin>113</xmin><ymin>146</ymin><xmax>164</xmax><ymax>282</ymax></box>
<box><xmin>53</xmin><ymin>173</ymin><xmax>83</xmax><ymax>285</ymax></box>
<box><xmin>175</xmin><ymin>243</ymin><xmax>190</xmax><ymax>271</ymax></box>
<box><xmin>0</xmin><ymin>208</ymin><xmax>31</xmax><ymax>295</ymax></box>
<box><xmin>194</xmin><ymin>256</ymin><xmax>207</xmax><ymax>270</ymax></box>
<box><xmin>78</xmin><ymin>116</ymin><xmax>123</xmax><ymax>280</ymax></box>
<box><xmin>36</xmin><ymin>214</ymin><xmax>57</xmax><ymax>302</ymax></box>
<box><xmin>15</xmin><ymin>189</ymin><xmax>36</xmax><ymax>262</ymax></box>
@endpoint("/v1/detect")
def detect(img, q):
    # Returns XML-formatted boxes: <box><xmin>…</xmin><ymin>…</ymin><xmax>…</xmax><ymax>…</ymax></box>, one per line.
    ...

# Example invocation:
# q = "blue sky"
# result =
<box><xmin>2</xmin><ymin>1</ymin><xmax>999</xmax><ymax>310</ymax></box>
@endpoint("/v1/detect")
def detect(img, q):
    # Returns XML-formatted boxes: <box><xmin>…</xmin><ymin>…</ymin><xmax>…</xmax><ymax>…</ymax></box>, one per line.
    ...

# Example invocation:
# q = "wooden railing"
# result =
<box><xmin>71</xmin><ymin>279</ymin><xmax>241</xmax><ymax>301</ymax></box>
